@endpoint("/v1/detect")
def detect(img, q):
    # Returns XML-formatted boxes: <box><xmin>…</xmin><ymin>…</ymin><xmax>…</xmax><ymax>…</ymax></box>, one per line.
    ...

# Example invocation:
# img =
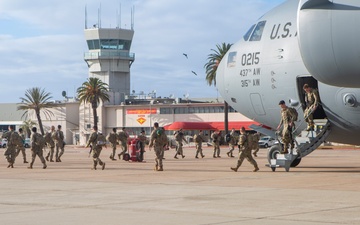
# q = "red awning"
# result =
<box><xmin>163</xmin><ymin>121</ymin><xmax>261</xmax><ymax>131</ymax></box>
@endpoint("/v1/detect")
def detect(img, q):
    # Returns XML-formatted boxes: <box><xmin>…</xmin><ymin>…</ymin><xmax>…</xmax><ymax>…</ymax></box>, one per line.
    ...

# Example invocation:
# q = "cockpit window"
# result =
<box><xmin>249</xmin><ymin>21</ymin><xmax>266</xmax><ymax>41</ymax></box>
<box><xmin>243</xmin><ymin>24</ymin><xmax>256</xmax><ymax>41</ymax></box>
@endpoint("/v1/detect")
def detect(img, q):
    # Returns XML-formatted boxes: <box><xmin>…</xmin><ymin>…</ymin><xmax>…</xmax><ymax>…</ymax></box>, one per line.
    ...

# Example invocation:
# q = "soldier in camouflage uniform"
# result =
<box><xmin>137</xmin><ymin>129</ymin><xmax>147</xmax><ymax>161</ymax></box>
<box><xmin>194</xmin><ymin>130</ymin><xmax>206</xmax><ymax>158</ymax></box>
<box><xmin>277</xmin><ymin>100</ymin><xmax>295</xmax><ymax>154</ymax></box>
<box><xmin>174</xmin><ymin>129</ymin><xmax>187</xmax><ymax>159</ymax></box>
<box><xmin>86</xmin><ymin>126</ymin><xmax>106</xmax><ymax>170</ymax></box>
<box><xmin>252</xmin><ymin>132</ymin><xmax>261</xmax><ymax>157</ymax></box>
<box><xmin>45</xmin><ymin>126</ymin><xmax>56</xmax><ymax>162</ymax></box>
<box><xmin>303</xmin><ymin>84</ymin><xmax>319</xmax><ymax>131</ymax></box>
<box><xmin>2</xmin><ymin>125</ymin><xmax>17</xmax><ymax>168</ymax></box>
<box><xmin>107</xmin><ymin>128</ymin><xmax>118</xmax><ymax>161</ymax></box>
<box><xmin>28</xmin><ymin>127</ymin><xmax>47</xmax><ymax>169</ymax></box>
<box><xmin>149</xmin><ymin>122</ymin><xmax>166</xmax><ymax>171</ymax></box>
<box><xmin>231</xmin><ymin>127</ymin><xmax>259</xmax><ymax>172</ymax></box>
<box><xmin>226</xmin><ymin>128</ymin><xmax>238</xmax><ymax>158</ymax></box>
<box><xmin>54</xmin><ymin>125</ymin><xmax>65</xmax><ymax>162</ymax></box>
<box><xmin>117</xmin><ymin>127</ymin><xmax>129</xmax><ymax>160</ymax></box>
<box><xmin>211</xmin><ymin>130</ymin><xmax>221</xmax><ymax>158</ymax></box>
<box><xmin>15</xmin><ymin>128</ymin><xmax>28</xmax><ymax>163</ymax></box>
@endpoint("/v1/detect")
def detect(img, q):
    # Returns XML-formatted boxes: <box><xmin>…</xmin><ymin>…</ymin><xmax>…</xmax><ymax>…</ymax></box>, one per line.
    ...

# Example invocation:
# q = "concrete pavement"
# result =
<box><xmin>0</xmin><ymin>145</ymin><xmax>360</xmax><ymax>225</ymax></box>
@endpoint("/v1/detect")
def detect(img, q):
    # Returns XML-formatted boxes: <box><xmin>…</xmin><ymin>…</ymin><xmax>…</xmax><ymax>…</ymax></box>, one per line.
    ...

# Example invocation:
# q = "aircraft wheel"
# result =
<box><xmin>290</xmin><ymin>157</ymin><xmax>302</xmax><ymax>167</ymax></box>
<box><xmin>267</xmin><ymin>145</ymin><xmax>281</xmax><ymax>164</ymax></box>
<box><xmin>123</xmin><ymin>153</ymin><xmax>130</xmax><ymax>161</ymax></box>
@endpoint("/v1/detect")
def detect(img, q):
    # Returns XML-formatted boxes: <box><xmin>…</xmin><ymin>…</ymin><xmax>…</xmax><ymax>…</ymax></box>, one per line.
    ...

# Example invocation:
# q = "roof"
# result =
<box><xmin>163</xmin><ymin>121</ymin><xmax>262</xmax><ymax>131</ymax></box>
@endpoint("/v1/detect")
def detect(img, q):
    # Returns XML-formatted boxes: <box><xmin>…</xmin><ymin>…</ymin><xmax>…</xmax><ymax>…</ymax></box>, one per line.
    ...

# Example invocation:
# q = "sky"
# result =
<box><xmin>0</xmin><ymin>0</ymin><xmax>285</xmax><ymax>103</ymax></box>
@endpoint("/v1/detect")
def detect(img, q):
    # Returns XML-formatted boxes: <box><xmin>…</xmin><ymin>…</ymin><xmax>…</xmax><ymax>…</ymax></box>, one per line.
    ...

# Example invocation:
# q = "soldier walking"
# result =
<box><xmin>107</xmin><ymin>128</ymin><xmax>118</xmax><ymax>161</ymax></box>
<box><xmin>86</xmin><ymin>126</ymin><xmax>106</xmax><ymax>170</ymax></box>
<box><xmin>137</xmin><ymin>129</ymin><xmax>147</xmax><ymax>161</ymax></box>
<box><xmin>45</xmin><ymin>126</ymin><xmax>56</xmax><ymax>162</ymax></box>
<box><xmin>2</xmin><ymin>125</ymin><xmax>17</xmax><ymax>168</ymax></box>
<box><xmin>277</xmin><ymin>100</ymin><xmax>295</xmax><ymax>154</ymax></box>
<box><xmin>211</xmin><ymin>130</ymin><xmax>221</xmax><ymax>158</ymax></box>
<box><xmin>252</xmin><ymin>132</ymin><xmax>261</xmax><ymax>157</ymax></box>
<box><xmin>117</xmin><ymin>127</ymin><xmax>129</xmax><ymax>160</ymax></box>
<box><xmin>303</xmin><ymin>84</ymin><xmax>320</xmax><ymax>131</ymax></box>
<box><xmin>28</xmin><ymin>127</ymin><xmax>47</xmax><ymax>169</ymax></box>
<box><xmin>54</xmin><ymin>125</ymin><xmax>65</xmax><ymax>162</ymax></box>
<box><xmin>194</xmin><ymin>130</ymin><xmax>206</xmax><ymax>158</ymax></box>
<box><xmin>15</xmin><ymin>128</ymin><xmax>28</xmax><ymax>164</ymax></box>
<box><xmin>231</xmin><ymin>127</ymin><xmax>259</xmax><ymax>172</ymax></box>
<box><xmin>226</xmin><ymin>128</ymin><xmax>238</xmax><ymax>158</ymax></box>
<box><xmin>174</xmin><ymin>129</ymin><xmax>187</xmax><ymax>159</ymax></box>
<box><xmin>149</xmin><ymin>122</ymin><xmax>166</xmax><ymax>171</ymax></box>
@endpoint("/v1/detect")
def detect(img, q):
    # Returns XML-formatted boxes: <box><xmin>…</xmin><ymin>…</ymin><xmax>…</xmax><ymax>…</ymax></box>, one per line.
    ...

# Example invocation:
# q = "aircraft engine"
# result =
<box><xmin>297</xmin><ymin>0</ymin><xmax>360</xmax><ymax>88</ymax></box>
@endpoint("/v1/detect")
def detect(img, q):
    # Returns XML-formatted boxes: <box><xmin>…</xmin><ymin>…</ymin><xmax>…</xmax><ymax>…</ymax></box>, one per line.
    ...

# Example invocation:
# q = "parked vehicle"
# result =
<box><xmin>258</xmin><ymin>136</ymin><xmax>276</xmax><ymax>148</ymax></box>
<box><xmin>0</xmin><ymin>139</ymin><xmax>8</xmax><ymax>148</ymax></box>
<box><xmin>24</xmin><ymin>138</ymin><xmax>30</xmax><ymax>148</ymax></box>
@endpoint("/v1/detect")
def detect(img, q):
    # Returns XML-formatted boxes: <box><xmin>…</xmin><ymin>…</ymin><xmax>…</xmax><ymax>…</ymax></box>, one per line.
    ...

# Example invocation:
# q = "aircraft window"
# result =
<box><xmin>227</xmin><ymin>52</ymin><xmax>237</xmax><ymax>68</ymax></box>
<box><xmin>249</xmin><ymin>21</ymin><xmax>266</xmax><ymax>41</ymax></box>
<box><xmin>243</xmin><ymin>24</ymin><xmax>256</xmax><ymax>41</ymax></box>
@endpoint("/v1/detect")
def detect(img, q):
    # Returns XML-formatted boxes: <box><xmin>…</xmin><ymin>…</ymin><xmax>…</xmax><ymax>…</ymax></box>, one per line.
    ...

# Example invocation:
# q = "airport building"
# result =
<box><xmin>0</xmin><ymin>25</ymin><xmax>257</xmax><ymax>145</ymax></box>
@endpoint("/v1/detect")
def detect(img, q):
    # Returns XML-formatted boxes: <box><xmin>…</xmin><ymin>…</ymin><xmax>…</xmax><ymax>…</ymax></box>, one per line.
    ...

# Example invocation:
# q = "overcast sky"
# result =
<box><xmin>0</xmin><ymin>0</ymin><xmax>285</xmax><ymax>103</ymax></box>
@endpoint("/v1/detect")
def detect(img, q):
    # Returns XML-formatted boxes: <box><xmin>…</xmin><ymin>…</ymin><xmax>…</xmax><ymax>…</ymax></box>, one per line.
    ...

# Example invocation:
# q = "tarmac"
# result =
<box><xmin>1</xmin><ymin>145</ymin><xmax>360</xmax><ymax>225</ymax></box>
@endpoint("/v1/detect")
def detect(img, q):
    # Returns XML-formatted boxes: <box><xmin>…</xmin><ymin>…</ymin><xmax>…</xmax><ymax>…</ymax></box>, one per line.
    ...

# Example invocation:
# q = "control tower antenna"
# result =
<box><xmin>117</xmin><ymin>3</ymin><xmax>121</xmax><ymax>28</ymax></box>
<box><xmin>131</xmin><ymin>6</ymin><xmax>135</xmax><ymax>30</ymax></box>
<box><xmin>98</xmin><ymin>3</ymin><xmax>102</xmax><ymax>28</ymax></box>
<box><xmin>85</xmin><ymin>5</ymin><xmax>88</xmax><ymax>29</ymax></box>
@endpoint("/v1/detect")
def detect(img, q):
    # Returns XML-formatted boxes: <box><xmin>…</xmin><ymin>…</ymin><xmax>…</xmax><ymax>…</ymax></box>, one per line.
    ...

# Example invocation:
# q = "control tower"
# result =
<box><xmin>84</xmin><ymin>27</ymin><xmax>135</xmax><ymax>105</ymax></box>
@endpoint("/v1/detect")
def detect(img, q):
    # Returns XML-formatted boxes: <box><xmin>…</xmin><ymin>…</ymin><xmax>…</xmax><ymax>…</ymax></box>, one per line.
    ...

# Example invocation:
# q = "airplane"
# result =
<box><xmin>215</xmin><ymin>0</ymin><xmax>360</xmax><ymax>171</ymax></box>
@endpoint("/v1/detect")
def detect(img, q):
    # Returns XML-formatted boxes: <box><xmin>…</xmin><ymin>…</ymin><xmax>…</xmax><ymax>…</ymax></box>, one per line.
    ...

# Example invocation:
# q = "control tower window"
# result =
<box><xmin>87</xmin><ymin>39</ymin><xmax>131</xmax><ymax>50</ymax></box>
<box><xmin>249</xmin><ymin>21</ymin><xmax>266</xmax><ymax>41</ymax></box>
<box><xmin>243</xmin><ymin>24</ymin><xmax>256</xmax><ymax>41</ymax></box>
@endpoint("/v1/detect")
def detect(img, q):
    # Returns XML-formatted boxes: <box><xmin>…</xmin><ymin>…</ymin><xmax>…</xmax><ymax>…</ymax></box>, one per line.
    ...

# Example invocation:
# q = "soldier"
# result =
<box><xmin>45</xmin><ymin>126</ymin><xmax>56</xmax><ymax>162</ymax></box>
<box><xmin>173</xmin><ymin>129</ymin><xmax>187</xmax><ymax>159</ymax></box>
<box><xmin>211</xmin><ymin>130</ymin><xmax>221</xmax><ymax>158</ymax></box>
<box><xmin>252</xmin><ymin>132</ymin><xmax>261</xmax><ymax>157</ymax></box>
<box><xmin>137</xmin><ymin>129</ymin><xmax>147</xmax><ymax>161</ymax></box>
<box><xmin>303</xmin><ymin>84</ymin><xmax>320</xmax><ymax>131</ymax></box>
<box><xmin>149</xmin><ymin>122</ymin><xmax>166</xmax><ymax>171</ymax></box>
<box><xmin>107</xmin><ymin>128</ymin><xmax>118</xmax><ymax>161</ymax></box>
<box><xmin>28</xmin><ymin>127</ymin><xmax>47</xmax><ymax>169</ymax></box>
<box><xmin>117</xmin><ymin>127</ymin><xmax>129</xmax><ymax>160</ymax></box>
<box><xmin>54</xmin><ymin>125</ymin><xmax>65</xmax><ymax>162</ymax></box>
<box><xmin>226</xmin><ymin>128</ymin><xmax>238</xmax><ymax>158</ymax></box>
<box><xmin>85</xmin><ymin>125</ymin><xmax>106</xmax><ymax>170</ymax></box>
<box><xmin>277</xmin><ymin>100</ymin><xmax>295</xmax><ymax>154</ymax></box>
<box><xmin>194</xmin><ymin>130</ymin><xmax>206</xmax><ymax>158</ymax></box>
<box><xmin>15</xmin><ymin>128</ymin><xmax>28</xmax><ymax>163</ymax></box>
<box><xmin>231</xmin><ymin>127</ymin><xmax>259</xmax><ymax>172</ymax></box>
<box><xmin>2</xmin><ymin>125</ymin><xmax>17</xmax><ymax>168</ymax></box>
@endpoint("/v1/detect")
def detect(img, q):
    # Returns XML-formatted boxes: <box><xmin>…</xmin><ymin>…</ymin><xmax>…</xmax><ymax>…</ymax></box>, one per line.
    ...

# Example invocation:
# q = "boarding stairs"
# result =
<box><xmin>250</xmin><ymin>115</ymin><xmax>331</xmax><ymax>172</ymax></box>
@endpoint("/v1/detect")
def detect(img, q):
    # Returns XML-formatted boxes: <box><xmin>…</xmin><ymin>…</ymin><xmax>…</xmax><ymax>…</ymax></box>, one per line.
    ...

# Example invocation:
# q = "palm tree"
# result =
<box><xmin>204</xmin><ymin>43</ymin><xmax>233</xmax><ymax>134</ymax></box>
<box><xmin>21</xmin><ymin>119</ymin><xmax>38</xmax><ymax>138</ymax></box>
<box><xmin>77</xmin><ymin>77</ymin><xmax>110</xmax><ymax>128</ymax></box>
<box><xmin>17</xmin><ymin>87</ymin><xmax>57</xmax><ymax>135</ymax></box>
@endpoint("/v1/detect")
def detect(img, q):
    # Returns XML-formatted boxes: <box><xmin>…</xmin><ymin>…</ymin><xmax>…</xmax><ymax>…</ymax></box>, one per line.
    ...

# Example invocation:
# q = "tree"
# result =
<box><xmin>17</xmin><ymin>87</ymin><xmax>57</xmax><ymax>135</ymax></box>
<box><xmin>77</xmin><ymin>77</ymin><xmax>110</xmax><ymax>128</ymax></box>
<box><xmin>204</xmin><ymin>43</ymin><xmax>233</xmax><ymax>134</ymax></box>
<box><xmin>21</xmin><ymin>119</ymin><xmax>38</xmax><ymax>138</ymax></box>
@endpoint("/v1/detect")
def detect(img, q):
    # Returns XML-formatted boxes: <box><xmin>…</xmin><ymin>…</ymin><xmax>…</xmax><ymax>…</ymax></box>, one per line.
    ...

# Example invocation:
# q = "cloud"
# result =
<box><xmin>0</xmin><ymin>0</ymin><xmax>285</xmax><ymax>102</ymax></box>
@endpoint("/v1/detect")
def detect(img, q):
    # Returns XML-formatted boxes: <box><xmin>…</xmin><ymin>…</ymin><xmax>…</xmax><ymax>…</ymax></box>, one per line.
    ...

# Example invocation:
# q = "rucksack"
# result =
<box><xmin>96</xmin><ymin>133</ymin><xmax>107</xmax><ymax>147</ymax></box>
<box><xmin>106</xmin><ymin>133</ymin><xmax>116</xmax><ymax>143</ymax></box>
<box><xmin>288</xmin><ymin>107</ymin><xmax>298</xmax><ymax>121</ymax></box>
<box><xmin>36</xmin><ymin>133</ymin><xmax>46</xmax><ymax>149</ymax></box>
<box><xmin>44</xmin><ymin>132</ymin><xmax>52</xmax><ymax>143</ymax></box>
<box><xmin>225</xmin><ymin>133</ymin><xmax>231</xmax><ymax>143</ymax></box>
<box><xmin>11</xmin><ymin>132</ymin><xmax>23</xmax><ymax>146</ymax></box>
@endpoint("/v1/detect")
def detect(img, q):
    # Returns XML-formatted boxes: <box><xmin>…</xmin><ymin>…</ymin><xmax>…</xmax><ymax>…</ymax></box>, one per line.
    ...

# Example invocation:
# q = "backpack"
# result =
<box><xmin>11</xmin><ymin>132</ymin><xmax>23</xmax><ymax>146</ymax></box>
<box><xmin>288</xmin><ymin>107</ymin><xmax>298</xmax><ymax>121</ymax></box>
<box><xmin>194</xmin><ymin>134</ymin><xmax>202</xmax><ymax>143</ymax></box>
<box><xmin>96</xmin><ymin>133</ymin><xmax>107</xmax><ymax>147</ymax></box>
<box><xmin>36</xmin><ymin>133</ymin><xmax>46</xmax><ymax>149</ymax></box>
<box><xmin>106</xmin><ymin>133</ymin><xmax>116</xmax><ymax>143</ymax></box>
<box><xmin>225</xmin><ymin>133</ymin><xmax>231</xmax><ymax>143</ymax></box>
<box><xmin>44</xmin><ymin>132</ymin><xmax>52</xmax><ymax>143</ymax></box>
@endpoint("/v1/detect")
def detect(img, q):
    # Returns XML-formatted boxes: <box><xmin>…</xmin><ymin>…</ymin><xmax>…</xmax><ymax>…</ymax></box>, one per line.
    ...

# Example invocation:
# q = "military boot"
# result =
<box><xmin>158</xmin><ymin>166</ymin><xmax>163</xmax><ymax>171</ymax></box>
<box><xmin>101</xmin><ymin>162</ymin><xmax>106</xmax><ymax>170</ymax></box>
<box><xmin>253</xmin><ymin>166</ymin><xmax>259</xmax><ymax>172</ymax></box>
<box><xmin>43</xmin><ymin>164</ymin><xmax>47</xmax><ymax>169</ymax></box>
<box><xmin>28</xmin><ymin>163</ymin><xmax>33</xmax><ymax>169</ymax></box>
<box><xmin>230</xmin><ymin>167</ymin><xmax>238</xmax><ymax>172</ymax></box>
<box><xmin>45</xmin><ymin>156</ymin><xmax>49</xmax><ymax>161</ymax></box>
<box><xmin>24</xmin><ymin>160</ymin><xmax>28</xmax><ymax>163</ymax></box>
<box><xmin>201</xmin><ymin>154</ymin><xmax>205</xmax><ymax>158</ymax></box>
<box><xmin>226</xmin><ymin>152</ymin><xmax>230</xmax><ymax>157</ymax></box>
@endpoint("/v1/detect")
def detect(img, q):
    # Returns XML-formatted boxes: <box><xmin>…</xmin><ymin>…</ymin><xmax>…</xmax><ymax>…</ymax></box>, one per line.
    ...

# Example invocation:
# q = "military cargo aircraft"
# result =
<box><xmin>216</xmin><ymin>0</ymin><xmax>360</xmax><ymax>171</ymax></box>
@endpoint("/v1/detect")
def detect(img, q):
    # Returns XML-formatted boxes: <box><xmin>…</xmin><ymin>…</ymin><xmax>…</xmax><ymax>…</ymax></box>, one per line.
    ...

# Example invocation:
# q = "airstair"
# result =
<box><xmin>250</xmin><ymin>118</ymin><xmax>331</xmax><ymax>172</ymax></box>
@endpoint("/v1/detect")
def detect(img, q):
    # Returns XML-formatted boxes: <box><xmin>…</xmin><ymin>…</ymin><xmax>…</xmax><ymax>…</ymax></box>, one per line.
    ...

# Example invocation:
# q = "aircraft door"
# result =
<box><xmin>250</xmin><ymin>93</ymin><xmax>266</xmax><ymax>116</ymax></box>
<box><xmin>296</xmin><ymin>76</ymin><xmax>326</xmax><ymax>120</ymax></box>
